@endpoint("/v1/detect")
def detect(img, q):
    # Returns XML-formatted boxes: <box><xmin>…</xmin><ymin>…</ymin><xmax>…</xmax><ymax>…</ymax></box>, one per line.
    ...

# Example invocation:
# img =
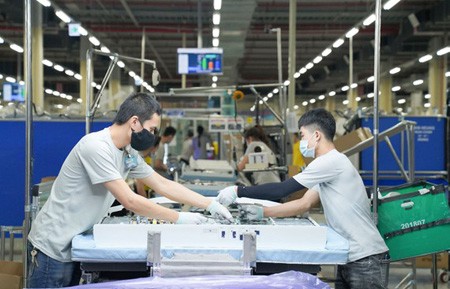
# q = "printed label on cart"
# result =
<box><xmin>400</xmin><ymin>219</ymin><xmax>425</xmax><ymax>230</ymax></box>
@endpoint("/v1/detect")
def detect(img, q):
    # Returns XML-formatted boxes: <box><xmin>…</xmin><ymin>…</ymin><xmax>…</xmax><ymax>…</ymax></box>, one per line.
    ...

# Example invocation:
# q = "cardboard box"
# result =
<box><xmin>0</xmin><ymin>261</ymin><xmax>23</xmax><ymax>289</ymax></box>
<box><xmin>415</xmin><ymin>252</ymin><xmax>448</xmax><ymax>269</ymax></box>
<box><xmin>334</xmin><ymin>127</ymin><xmax>372</xmax><ymax>153</ymax></box>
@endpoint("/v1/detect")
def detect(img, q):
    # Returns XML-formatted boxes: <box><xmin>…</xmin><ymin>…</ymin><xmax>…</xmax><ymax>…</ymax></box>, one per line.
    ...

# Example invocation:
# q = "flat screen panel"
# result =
<box><xmin>3</xmin><ymin>82</ymin><xmax>25</xmax><ymax>102</ymax></box>
<box><xmin>177</xmin><ymin>48</ymin><xmax>223</xmax><ymax>75</ymax></box>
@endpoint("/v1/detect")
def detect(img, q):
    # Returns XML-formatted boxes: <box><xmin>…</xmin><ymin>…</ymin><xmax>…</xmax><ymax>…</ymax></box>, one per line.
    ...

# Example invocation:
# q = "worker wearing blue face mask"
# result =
<box><xmin>216</xmin><ymin>108</ymin><xmax>389</xmax><ymax>289</ymax></box>
<box><xmin>27</xmin><ymin>92</ymin><xmax>233</xmax><ymax>288</ymax></box>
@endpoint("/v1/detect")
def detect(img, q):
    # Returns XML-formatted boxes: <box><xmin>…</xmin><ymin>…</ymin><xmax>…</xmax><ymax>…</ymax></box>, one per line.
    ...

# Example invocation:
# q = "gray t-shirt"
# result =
<box><xmin>28</xmin><ymin>127</ymin><xmax>154</xmax><ymax>262</ymax></box>
<box><xmin>293</xmin><ymin>149</ymin><xmax>388</xmax><ymax>262</ymax></box>
<box><xmin>245</xmin><ymin>141</ymin><xmax>280</xmax><ymax>185</ymax></box>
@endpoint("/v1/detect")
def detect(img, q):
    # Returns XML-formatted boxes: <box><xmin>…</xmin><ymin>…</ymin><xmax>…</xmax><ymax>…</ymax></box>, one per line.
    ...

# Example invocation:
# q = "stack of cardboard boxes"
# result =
<box><xmin>0</xmin><ymin>261</ymin><xmax>23</xmax><ymax>289</ymax></box>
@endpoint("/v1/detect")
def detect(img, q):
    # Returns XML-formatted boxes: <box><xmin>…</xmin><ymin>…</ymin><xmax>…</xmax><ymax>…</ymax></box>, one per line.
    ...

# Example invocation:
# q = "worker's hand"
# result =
<box><xmin>176</xmin><ymin>212</ymin><xmax>208</xmax><ymax>224</ymax></box>
<box><xmin>216</xmin><ymin>186</ymin><xmax>238</xmax><ymax>207</ymax></box>
<box><xmin>207</xmin><ymin>200</ymin><xmax>234</xmax><ymax>224</ymax></box>
<box><xmin>239</xmin><ymin>204</ymin><xmax>264</xmax><ymax>221</ymax></box>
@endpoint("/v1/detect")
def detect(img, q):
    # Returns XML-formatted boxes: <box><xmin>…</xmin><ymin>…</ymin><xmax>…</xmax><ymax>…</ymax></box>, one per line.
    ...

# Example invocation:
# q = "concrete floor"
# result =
<box><xmin>2</xmin><ymin>227</ymin><xmax>448</xmax><ymax>289</ymax></box>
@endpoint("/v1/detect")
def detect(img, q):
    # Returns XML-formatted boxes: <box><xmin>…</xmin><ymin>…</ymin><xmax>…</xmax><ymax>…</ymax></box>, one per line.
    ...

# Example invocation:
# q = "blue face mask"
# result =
<box><xmin>299</xmin><ymin>133</ymin><xmax>316</xmax><ymax>158</ymax></box>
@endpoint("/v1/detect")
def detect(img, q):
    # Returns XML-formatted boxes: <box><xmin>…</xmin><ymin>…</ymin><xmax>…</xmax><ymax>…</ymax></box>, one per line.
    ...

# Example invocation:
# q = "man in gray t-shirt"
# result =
<box><xmin>27</xmin><ymin>93</ymin><xmax>233</xmax><ymax>288</ymax></box>
<box><xmin>217</xmin><ymin>108</ymin><xmax>389</xmax><ymax>289</ymax></box>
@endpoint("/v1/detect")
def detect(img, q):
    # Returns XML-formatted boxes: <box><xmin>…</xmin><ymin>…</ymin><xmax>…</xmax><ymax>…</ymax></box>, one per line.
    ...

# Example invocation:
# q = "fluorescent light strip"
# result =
<box><xmin>437</xmin><ymin>46</ymin><xmax>450</xmax><ymax>56</ymax></box>
<box><xmin>212</xmin><ymin>13</ymin><xmax>221</xmax><ymax>25</ymax></box>
<box><xmin>36</xmin><ymin>0</ymin><xmax>51</xmax><ymax>7</ymax></box>
<box><xmin>383</xmin><ymin>0</ymin><xmax>402</xmax><ymax>10</ymax></box>
<box><xmin>345</xmin><ymin>27</ymin><xmax>359</xmax><ymax>38</ymax></box>
<box><xmin>363</xmin><ymin>14</ymin><xmax>376</xmax><ymax>26</ymax></box>
<box><xmin>419</xmin><ymin>54</ymin><xmax>432</xmax><ymax>63</ymax></box>
<box><xmin>88</xmin><ymin>36</ymin><xmax>100</xmax><ymax>46</ymax></box>
<box><xmin>55</xmin><ymin>10</ymin><xmax>71</xmax><ymax>23</ymax></box>
<box><xmin>332</xmin><ymin>38</ymin><xmax>344</xmax><ymax>48</ymax></box>
<box><xmin>10</xmin><ymin>44</ymin><xmax>24</xmax><ymax>53</ymax></box>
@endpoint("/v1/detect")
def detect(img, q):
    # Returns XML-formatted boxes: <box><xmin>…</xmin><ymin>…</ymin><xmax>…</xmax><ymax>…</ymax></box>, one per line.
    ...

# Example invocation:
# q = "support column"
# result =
<box><xmin>30</xmin><ymin>1</ymin><xmax>44</xmax><ymax>111</ymax></box>
<box><xmin>347</xmin><ymin>87</ymin><xmax>358</xmax><ymax>110</ymax></box>
<box><xmin>181</xmin><ymin>33</ymin><xmax>186</xmax><ymax>89</ymax></box>
<box><xmin>428</xmin><ymin>38</ymin><xmax>447</xmax><ymax>115</ymax></box>
<box><xmin>287</xmin><ymin>0</ymin><xmax>297</xmax><ymax>110</ymax></box>
<box><xmin>79</xmin><ymin>36</ymin><xmax>91</xmax><ymax>115</ymax></box>
<box><xmin>347</xmin><ymin>36</ymin><xmax>357</xmax><ymax>110</ymax></box>
<box><xmin>109</xmin><ymin>67</ymin><xmax>121</xmax><ymax>110</ymax></box>
<box><xmin>410</xmin><ymin>91</ymin><xmax>423</xmax><ymax>115</ymax></box>
<box><xmin>325</xmin><ymin>96</ymin><xmax>336</xmax><ymax>113</ymax></box>
<box><xmin>379</xmin><ymin>74</ymin><xmax>393</xmax><ymax>113</ymax></box>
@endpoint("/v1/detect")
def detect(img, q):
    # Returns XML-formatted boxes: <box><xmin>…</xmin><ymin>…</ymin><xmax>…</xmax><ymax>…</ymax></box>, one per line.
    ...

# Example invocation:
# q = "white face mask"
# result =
<box><xmin>299</xmin><ymin>133</ymin><xmax>317</xmax><ymax>158</ymax></box>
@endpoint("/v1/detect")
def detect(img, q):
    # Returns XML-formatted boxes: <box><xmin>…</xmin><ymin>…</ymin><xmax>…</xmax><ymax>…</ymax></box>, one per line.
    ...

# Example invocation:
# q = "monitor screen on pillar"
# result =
<box><xmin>2</xmin><ymin>82</ymin><xmax>25</xmax><ymax>102</ymax></box>
<box><xmin>177</xmin><ymin>47</ymin><xmax>223</xmax><ymax>75</ymax></box>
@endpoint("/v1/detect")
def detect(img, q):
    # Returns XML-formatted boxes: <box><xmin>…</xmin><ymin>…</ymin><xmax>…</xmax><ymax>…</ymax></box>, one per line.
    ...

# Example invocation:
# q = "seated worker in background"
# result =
<box><xmin>216</xmin><ymin>108</ymin><xmax>389</xmax><ymax>289</ymax></box>
<box><xmin>292</xmin><ymin>132</ymin><xmax>306</xmax><ymax>172</ymax></box>
<box><xmin>237</xmin><ymin>125</ymin><xmax>280</xmax><ymax>185</ymax></box>
<box><xmin>135</xmin><ymin>135</ymin><xmax>161</xmax><ymax>197</ymax></box>
<box><xmin>179</xmin><ymin>129</ymin><xmax>194</xmax><ymax>165</ymax></box>
<box><xmin>27</xmin><ymin>93</ymin><xmax>233</xmax><ymax>288</ymax></box>
<box><xmin>153</xmin><ymin>126</ymin><xmax>177</xmax><ymax>178</ymax></box>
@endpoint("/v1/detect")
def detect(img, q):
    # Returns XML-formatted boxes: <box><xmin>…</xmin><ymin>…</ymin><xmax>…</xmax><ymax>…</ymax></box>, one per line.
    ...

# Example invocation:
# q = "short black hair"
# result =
<box><xmin>113</xmin><ymin>92</ymin><xmax>162</xmax><ymax>125</ymax></box>
<box><xmin>298</xmin><ymin>108</ymin><xmax>336</xmax><ymax>141</ymax></box>
<box><xmin>163</xmin><ymin>126</ymin><xmax>177</xmax><ymax>137</ymax></box>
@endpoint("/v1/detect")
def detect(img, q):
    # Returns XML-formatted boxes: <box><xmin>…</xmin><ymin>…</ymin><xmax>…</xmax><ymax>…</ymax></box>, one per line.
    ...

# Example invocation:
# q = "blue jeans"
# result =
<box><xmin>27</xmin><ymin>243</ymin><xmax>80</xmax><ymax>288</ymax></box>
<box><xmin>336</xmin><ymin>252</ymin><xmax>390</xmax><ymax>289</ymax></box>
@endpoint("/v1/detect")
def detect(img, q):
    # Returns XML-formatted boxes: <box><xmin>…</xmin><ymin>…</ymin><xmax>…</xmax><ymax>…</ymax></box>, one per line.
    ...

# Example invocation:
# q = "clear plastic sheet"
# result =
<box><xmin>66</xmin><ymin>271</ymin><xmax>330</xmax><ymax>289</ymax></box>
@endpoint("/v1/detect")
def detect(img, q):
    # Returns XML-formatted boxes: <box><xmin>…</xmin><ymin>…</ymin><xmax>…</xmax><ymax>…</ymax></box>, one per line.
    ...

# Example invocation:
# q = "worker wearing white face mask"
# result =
<box><xmin>216</xmin><ymin>108</ymin><xmax>389</xmax><ymax>289</ymax></box>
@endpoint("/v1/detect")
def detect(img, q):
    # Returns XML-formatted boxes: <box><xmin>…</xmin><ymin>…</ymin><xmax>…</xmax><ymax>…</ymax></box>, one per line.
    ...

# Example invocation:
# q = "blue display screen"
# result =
<box><xmin>3</xmin><ymin>82</ymin><xmax>25</xmax><ymax>102</ymax></box>
<box><xmin>178</xmin><ymin>48</ymin><xmax>223</xmax><ymax>75</ymax></box>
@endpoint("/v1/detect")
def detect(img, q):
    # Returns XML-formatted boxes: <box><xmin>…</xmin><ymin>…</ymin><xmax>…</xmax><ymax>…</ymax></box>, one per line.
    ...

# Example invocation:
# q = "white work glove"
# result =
<box><xmin>176</xmin><ymin>212</ymin><xmax>208</xmax><ymax>224</ymax></box>
<box><xmin>207</xmin><ymin>200</ymin><xmax>234</xmax><ymax>224</ymax></box>
<box><xmin>239</xmin><ymin>204</ymin><xmax>264</xmax><ymax>221</ymax></box>
<box><xmin>216</xmin><ymin>186</ymin><xmax>238</xmax><ymax>207</ymax></box>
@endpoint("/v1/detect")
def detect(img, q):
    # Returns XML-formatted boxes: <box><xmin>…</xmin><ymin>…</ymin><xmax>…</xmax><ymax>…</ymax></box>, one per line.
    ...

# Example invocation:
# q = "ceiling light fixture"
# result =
<box><xmin>413</xmin><ymin>79</ymin><xmax>423</xmax><ymax>86</ymax></box>
<box><xmin>383</xmin><ymin>0</ymin><xmax>402</xmax><ymax>11</ymax></box>
<box><xmin>332</xmin><ymin>38</ymin><xmax>344</xmax><ymax>48</ymax></box>
<box><xmin>78</xmin><ymin>26</ymin><xmax>88</xmax><ymax>36</ymax></box>
<box><xmin>212</xmin><ymin>38</ymin><xmax>219</xmax><ymax>47</ymax></box>
<box><xmin>42</xmin><ymin>59</ymin><xmax>53</xmax><ymax>67</ymax></box>
<box><xmin>213</xmin><ymin>13</ymin><xmax>221</xmax><ymax>25</ymax></box>
<box><xmin>55</xmin><ymin>10</ymin><xmax>71</xmax><ymax>24</ymax></box>
<box><xmin>419</xmin><ymin>54</ymin><xmax>432</xmax><ymax>63</ymax></box>
<box><xmin>214</xmin><ymin>0</ymin><xmax>222</xmax><ymax>10</ymax></box>
<box><xmin>363</xmin><ymin>14</ymin><xmax>376</xmax><ymax>26</ymax></box>
<box><xmin>389</xmin><ymin>67</ymin><xmax>401</xmax><ymax>74</ymax></box>
<box><xmin>212</xmin><ymin>27</ymin><xmax>220</xmax><ymax>38</ymax></box>
<box><xmin>88</xmin><ymin>36</ymin><xmax>100</xmax><ymax>46</ymax></box>
<box><xmin>53</xmin><ymin>64</ymin><xmax>64</xmax><ymax>72</ymax></box>
<box><xmin>313</xmin><ymin>56</ymin><xmax>322</xmax><ymax>64</ymax></box>
<box><xmin>437</xmin><ymin>46</ymin><xmax>450</xmax><ymax>56</ymax></box>
<box><xmin>36</xmin><ymin>0</ymin><xmax>51</xmax><ymax>7</ymax></box>
<box><xmin>345</xmin><ymin>27</ymin><xmax>359</xmax><ymax>38</ymax></box>
<box><xmin>321</xmin><ymin>48</ymin><xmax>332</xmax><ymax>57</ymax></box>
<box><xmin>10</xmin><ymin>44</ymin><xmax>24</xmax><ymax>53</ymax></box>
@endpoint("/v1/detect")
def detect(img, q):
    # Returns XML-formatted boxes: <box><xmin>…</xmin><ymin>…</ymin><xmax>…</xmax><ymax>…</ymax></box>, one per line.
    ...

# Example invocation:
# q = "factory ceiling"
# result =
<box><xmin>0</xmin><ymin>0</ymin><xmax>449</xmax><ymax>108</ymax></box>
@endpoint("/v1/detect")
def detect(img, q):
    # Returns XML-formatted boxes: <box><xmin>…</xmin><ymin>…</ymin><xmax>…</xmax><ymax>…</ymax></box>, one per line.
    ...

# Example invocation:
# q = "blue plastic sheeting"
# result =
<box><xmin>71</xmin><ymin>227</ymin><xmax>348</xmax><ymax>265</ymax></box>
<box><xmin>66</xmin><ymin>271</ymin><xmax>331</xmax><ymax>289</ymax></box>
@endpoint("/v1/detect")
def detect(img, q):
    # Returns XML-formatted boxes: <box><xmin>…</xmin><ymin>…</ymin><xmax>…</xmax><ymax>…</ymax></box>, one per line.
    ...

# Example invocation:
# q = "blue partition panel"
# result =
<box><xmin>361</xmin><ymin>116</ymin><xmax>447</xmax><ymax>186</ymax></box>
<box><xmin>0</xmin><ymin>120</ymin><xmax>110</xmax><ymax>226</ymax></box>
